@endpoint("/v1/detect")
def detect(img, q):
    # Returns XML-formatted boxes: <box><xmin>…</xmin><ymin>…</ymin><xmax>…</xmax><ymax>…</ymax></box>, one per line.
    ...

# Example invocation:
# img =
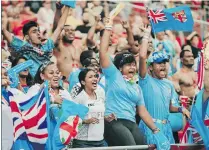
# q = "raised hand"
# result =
<box><xmin>95</xmin><ymin>15</ymin><xmax>101</xmax><ymax>23</ymax></box>
<box><xmin>143</xmin><ymin>24</ymin><xmax>152</xmax><ymax>36</ymax></box>
<box><xmin>121</xmin><ymin>21</ymin><xmax>130</xmax><ymax>29</ymax></box>
<box><xmin>104</xmin><ymin>17</ymin><xmax>113</xmax><ymax>27</ymax></box>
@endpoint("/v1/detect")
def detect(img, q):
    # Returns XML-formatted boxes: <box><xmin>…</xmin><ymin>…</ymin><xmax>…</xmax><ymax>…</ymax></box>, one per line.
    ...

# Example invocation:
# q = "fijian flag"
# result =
<box><xmin>8</xmin><ymin>85</ymin><xmax>49</xmax><ymax>149</ymax></box>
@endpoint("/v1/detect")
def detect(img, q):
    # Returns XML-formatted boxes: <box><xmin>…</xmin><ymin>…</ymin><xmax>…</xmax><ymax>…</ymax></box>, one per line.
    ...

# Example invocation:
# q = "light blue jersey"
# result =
<box><xmin>10</xmin><ymin>36</ymin><xmax>55</xmax><ymax>77</ymax></box>
<box><xmin>138</xmin><ymin>73</ymin><xmax>175</xmax><ymax>144</ymax></box>
<box><xmin>102</xmin><ymin>62</ymin><xmax>145</xmax><ymax>123</ymax></box>
<box><xmin>168</xmin><ymin>91</ymin><xmax>183</xmax><ymax>132</ymax></box>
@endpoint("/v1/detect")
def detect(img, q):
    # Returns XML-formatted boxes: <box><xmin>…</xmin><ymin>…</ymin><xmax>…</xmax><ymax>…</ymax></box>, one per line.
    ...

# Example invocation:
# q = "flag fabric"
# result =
<box><xmin>184</xmin><ymin>106</ymin><xmax>209</xmax><ymax>149</ymax></box>
<box><xmin>147</xmin><ymin>5</ymin><xmax>194</xmax><ymax>33</ymax></box>
<box><xmin>8</xmin><ymin>60</ymin><xmax>34</xmax><ymax>88</ymax></box>
<box><xmin>61</xmin><ymin>0</ymin><xmax>76</xmax><ymax>8</ymax></box>
<box><xmin>197</xmin><ymin>50</ymin><xmax>205</xmax><ymax>91</ymax></box>
<box><xmin>8</xmin><ymin>84</ymin><xmax>49</xmax><ymax>149</ymax></box>
<box><xmin>52</xmin><ymin>99</ymin><xmax>89</xmax><ymax>150</ymax></box>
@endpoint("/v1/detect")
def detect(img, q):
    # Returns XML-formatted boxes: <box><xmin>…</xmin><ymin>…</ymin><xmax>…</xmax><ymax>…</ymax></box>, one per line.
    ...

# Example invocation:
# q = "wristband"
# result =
<box><xmin>142</xmin><ymin>37</ymin><xmax>149</xmax><ymax>41</ymax></box>
<box><xmin>105</xmin><ymin>27</ymin><xmax>112</xmax><ymax>31</ymax></box>
<box><xmin>56</xmin><ymin>2</ymin><xmax>64</xmax><ymax>9</ymax></box>
<box><xmin>178</xmin><ymin>106</ymin><xmax>184</xmax><ymax>113</ymax></box>
<box><xmin>105</xmin><ymin>25</ymin><xmax>113</xmax><ymax>28</ymax></box>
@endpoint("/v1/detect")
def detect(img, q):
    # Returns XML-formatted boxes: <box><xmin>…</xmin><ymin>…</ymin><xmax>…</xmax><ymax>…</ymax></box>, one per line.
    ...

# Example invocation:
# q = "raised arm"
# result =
<box><xmin>138</xmin><ymin>25</ymin><xmax>151</xmax><ymax>78</ymax></box>
<box><xmin>122</xmin><ymin>21</ymin><xmax>139</xmax><ymax>54</ymax></box>
<box><xmin>52</xmin><ymin>2</ymin><xmax>64</xmax><ymax>32</ymax></box>
<box><xmin>87</xmin><ymin>16</ymin><xmax>101</xmax><ymax>48</ymax></box>
<box><xmin>2</xmin><ymin>17</ymin><xmax>13</xmax><ymax>44</ymax></box>
<box><xmin>51</xmin><ymin>6</ymin><xmax>70</xmax><ymax>43</ymax></box>
<box><xmin>99</xmin><ymin>18</ymin><xmax>113</xmax><ymax>68</ymax></box>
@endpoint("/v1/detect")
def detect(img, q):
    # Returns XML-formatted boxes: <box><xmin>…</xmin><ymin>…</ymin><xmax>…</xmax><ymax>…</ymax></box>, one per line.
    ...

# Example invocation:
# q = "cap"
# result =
<box><xmin>147</xmin><ymin>51</ymin><xmax>169</xmax><ymax>65</ymax></box>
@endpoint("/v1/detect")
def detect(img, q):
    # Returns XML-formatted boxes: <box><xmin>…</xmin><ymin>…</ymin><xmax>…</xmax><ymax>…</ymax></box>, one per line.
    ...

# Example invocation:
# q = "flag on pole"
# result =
<box><xmin>147</xmin><ymin>5</ymin><xmax>194</xmax><ymax>33</ymax></box>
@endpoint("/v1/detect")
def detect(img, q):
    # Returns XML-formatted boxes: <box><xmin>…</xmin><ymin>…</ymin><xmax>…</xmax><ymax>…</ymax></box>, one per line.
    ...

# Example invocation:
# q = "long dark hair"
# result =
<box><xmin>11</xmin><ymin>55</ymin><xmax>34</xmax><ymax>87</ymax></box>
<box><xmin>77</xmin><ymin>68</ymin><xmax>93</xmax><ymax>94</ymax></box>
<box><xmin>34</xmin><ymin>61</ymin><xmax>54</xmax><ymax>84</ymax></box>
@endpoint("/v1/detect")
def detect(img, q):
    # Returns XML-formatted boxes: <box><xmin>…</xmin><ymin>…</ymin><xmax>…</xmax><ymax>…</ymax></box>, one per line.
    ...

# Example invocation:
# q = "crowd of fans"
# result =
<box><xmin>1</xmin><ymin>0</ymin><xmax>209</xmax><ymax>149</ymax></box>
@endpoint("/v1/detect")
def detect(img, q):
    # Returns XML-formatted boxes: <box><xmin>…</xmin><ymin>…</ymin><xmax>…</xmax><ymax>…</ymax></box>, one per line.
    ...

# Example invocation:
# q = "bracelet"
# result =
<box><xmin>105</xmin><ymin>27</ymin><xmax>112</xmax><ymax>31</ymax></box>
<box><xmin>142</xmin><ymin>37</ymin><xmax>149</xmax><ymax>41</ymax></box>
<box><xmin>105</xmin><ymin>25</ymin><xmax>113</xmax><ymax>28</ymax></box>
<box><xmin>152</xmin><ymin>127</ymin><xmax>160</xmax><ymax>134</ymax></box>
<box><xmin>178</xmin><ymin>106</ymin><xmax>184</xmax><ymax>113</ymax></box>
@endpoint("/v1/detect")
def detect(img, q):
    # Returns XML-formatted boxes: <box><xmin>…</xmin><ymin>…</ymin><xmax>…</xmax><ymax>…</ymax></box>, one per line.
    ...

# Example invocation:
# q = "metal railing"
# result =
<box><xmin>68</xmin><ymin>144</ymin><xmax>205</xmax><ymax>150</ymax></box>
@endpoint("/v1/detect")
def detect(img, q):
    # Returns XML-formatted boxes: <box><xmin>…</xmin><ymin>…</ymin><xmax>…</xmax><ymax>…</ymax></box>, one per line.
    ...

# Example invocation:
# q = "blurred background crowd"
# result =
<box><xmin>1</xmin><ymin>0</ymin><xmax>209</xmax><ymax>65</ymax></box>
<box><xmin>1</xmin><ymin>0</ymin><xmax>209</xmax><ymax>149</ymax></box>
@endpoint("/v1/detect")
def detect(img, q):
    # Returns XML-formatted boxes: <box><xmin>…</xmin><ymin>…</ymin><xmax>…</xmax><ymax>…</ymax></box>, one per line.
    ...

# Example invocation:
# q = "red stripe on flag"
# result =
<box><xmin>24</xmin><ymin>103</ymin><xmax>36</xmax><ymax>116</ymax></box>
<box><xmin>23</xmin><ymin>103</ymin><xmax>46</xmax><ymax>129</ymax></box>
<box><xmin>197</xmin><ymin>52</ymin><xmax>204</xmax><ymax>90</ymax></box>
<box><xmin>10</xmin><ymin>101</ymin><xmax>21</xmax><ymax>114</ymax></box>
<box><xmin>14</xmin><ymin>123</ymin><xmax>24</xmax><ymax>133</ymax></box>
<box><xmin>27</xmin><ymin>133</ymin><xmax>48</xmax><ymax>139</ymax></box>
<box><xmin>60</xmin><ymin>116</ymin><xmax>79</xmax><ymax>145</ymax></box>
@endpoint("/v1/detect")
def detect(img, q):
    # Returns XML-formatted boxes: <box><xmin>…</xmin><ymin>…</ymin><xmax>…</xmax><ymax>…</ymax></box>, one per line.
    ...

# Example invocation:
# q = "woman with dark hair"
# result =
<box><xmin>70</xmin><ymin>50</ymin><xmax>105</xmax><ymax>100</ymax></box>
<box><xmin>11</xmin><ymin>55</ymin><xmax>33</xmax><ymax>93</ymax></box>
<box><xmin>99</xmin><ymin>17</ymin><xmax>170</xmax><ymax>149</ymax></box>
<box><xmin>72</xmin><ymin>69</ymin><xmax>106</xmax><ymax>148</ymax></box>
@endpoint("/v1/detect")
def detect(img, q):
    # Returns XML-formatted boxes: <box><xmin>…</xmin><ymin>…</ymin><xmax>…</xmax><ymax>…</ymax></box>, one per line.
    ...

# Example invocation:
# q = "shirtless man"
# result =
<box><xmin>172</xmin><ymin>50</ymin><xmax>197</xmax><ymax>104</ymax></box>
<box><xmin>53</xmin><ymin>3</ymin><xmax>86</xmax><ymax>80</ymax></box>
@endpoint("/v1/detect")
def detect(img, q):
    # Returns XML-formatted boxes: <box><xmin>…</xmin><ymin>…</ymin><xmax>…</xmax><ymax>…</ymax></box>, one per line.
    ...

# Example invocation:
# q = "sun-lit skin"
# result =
<box><xmin>81</xmin><ymin>70</ymin><xmax>99</xmax><ymax>92</ymax></box>
<box><xmin>181</xmin><ymin>51</ymin><xmax>194</xmax><ymax>68</ymax></box>
<box><xmin>149</xmin><ymin>61</ymin><xmax>167</xmax><ymax>79</ymax></box>
<box><xmin>40</xmin><ymin>64</ymin><xmax>61</xmax><ymax>89</ymax></box>
<box><xmin>120</xmin><ymin>62</ymin><xmax>137</xmax><ymax>79</ymax></box>
<box><xmin>26</xmin><ymin>26</ymin><xmax>42</xmax><ymax>46</ymax></box>
<box><xmin>62</xmin><ymin>25</ymin><xmax>75</xmax><ymax>43</ymax></box>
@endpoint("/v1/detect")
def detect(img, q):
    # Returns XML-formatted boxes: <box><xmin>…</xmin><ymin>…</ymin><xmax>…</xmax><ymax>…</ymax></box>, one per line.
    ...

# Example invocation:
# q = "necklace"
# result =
<box><xmin>123</xmin><ymin>74</ymin><xmax>138</xmax><ymax>85</ymax></box>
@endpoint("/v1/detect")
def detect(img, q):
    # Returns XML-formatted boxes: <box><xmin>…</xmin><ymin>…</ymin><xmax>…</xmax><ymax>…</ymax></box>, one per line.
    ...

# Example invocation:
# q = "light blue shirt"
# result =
<box><xmin>102</xmin><ymin>62</ymin><xmax>145</xmax><ymax>122</ymax></box>
<box><xmin>10</xmin><ymin>36</ymin><xmax>55</xmax><ymax>77</ymax></box>
<box><xmin>139</xmin><ymin>74</ymin><xmax>176</xmax><ymax>120</ymax></box>
<box><xmin>68</xmin><ymin>69</ymin><xmax>81</xmax><ymax>92</ymax></box>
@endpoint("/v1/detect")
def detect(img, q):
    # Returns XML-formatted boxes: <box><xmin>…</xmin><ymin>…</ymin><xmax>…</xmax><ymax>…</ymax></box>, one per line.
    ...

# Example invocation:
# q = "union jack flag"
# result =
<box><xmin>148</xmin><ymin>9</ymin><xmax>168</xmax><ymax>24</ymax></box>
<box><xmin>8</xmin><ymin>86</ymin><xmax>48</xmax><ymax>145</ymax></box>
